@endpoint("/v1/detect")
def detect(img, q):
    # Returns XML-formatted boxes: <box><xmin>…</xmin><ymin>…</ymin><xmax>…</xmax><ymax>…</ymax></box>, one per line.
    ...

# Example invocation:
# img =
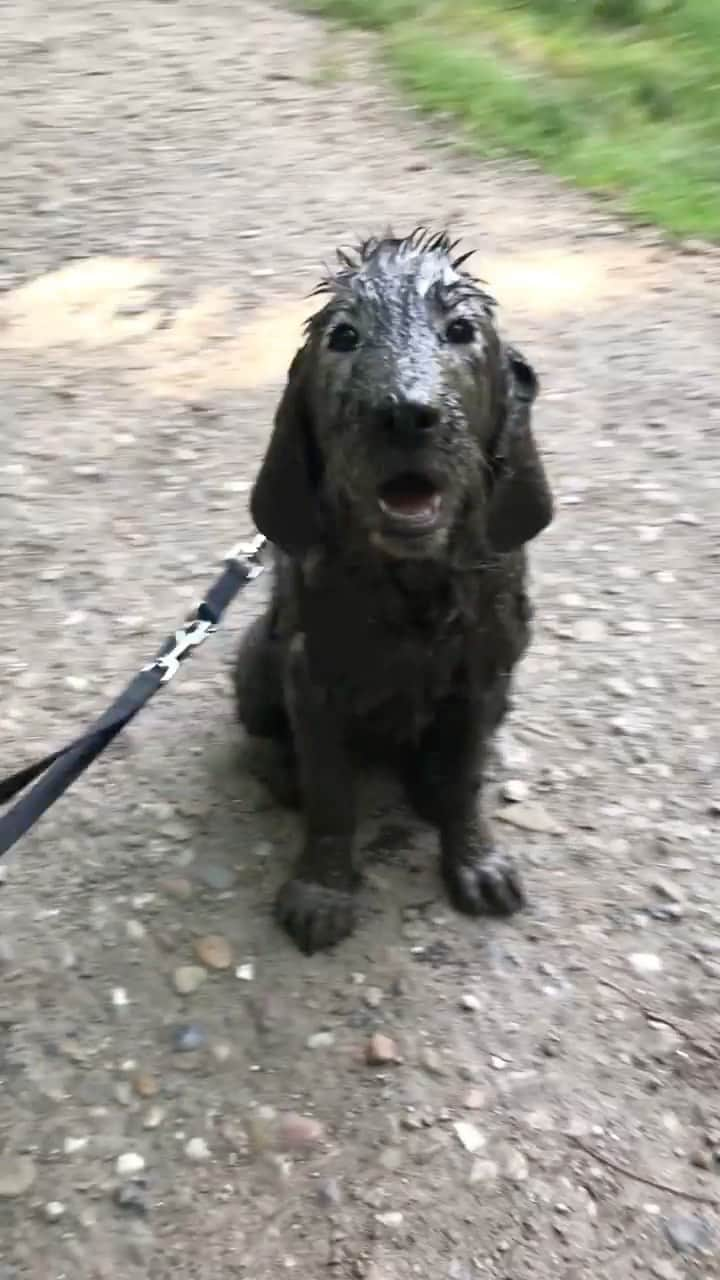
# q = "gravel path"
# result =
<box><xmin>1</xmin><ymin>3</ymin><xmax>719</xmax><ymax>1277</ymax></box>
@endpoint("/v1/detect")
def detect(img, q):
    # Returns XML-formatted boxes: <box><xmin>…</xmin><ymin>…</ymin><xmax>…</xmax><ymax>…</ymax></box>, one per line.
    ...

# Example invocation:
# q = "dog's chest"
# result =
<box><xmin>299</xmin><ymin>562</ymin><xmax>472</xmax><ymax>737</ymax></box>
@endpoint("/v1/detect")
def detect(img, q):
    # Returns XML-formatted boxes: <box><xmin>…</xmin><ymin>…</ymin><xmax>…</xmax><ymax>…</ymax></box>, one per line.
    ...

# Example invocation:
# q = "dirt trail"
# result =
<box><xmin>1</xmin><ymin>3</ymin><xmax>719</xmax><ymax>1277</ymax></box>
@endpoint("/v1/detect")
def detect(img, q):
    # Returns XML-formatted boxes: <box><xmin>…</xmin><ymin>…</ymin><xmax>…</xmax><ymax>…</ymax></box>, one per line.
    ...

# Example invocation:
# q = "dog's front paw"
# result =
<box><xmin>275</xmin><ymin>878</ymin><xmax>357</xmax><ymax>954</ymax></box>
<box><xmin>442</xmin><ymin>848</ymin><xmax>525</xmax><ymax>917</ymax></box>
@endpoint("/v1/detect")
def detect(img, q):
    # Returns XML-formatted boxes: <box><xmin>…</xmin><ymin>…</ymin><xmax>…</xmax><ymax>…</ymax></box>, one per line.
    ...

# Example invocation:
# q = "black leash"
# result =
<box><xmin>0</xmin><ymin>535</ymin><xmax>266</xmax><ymax>860</ymax></box>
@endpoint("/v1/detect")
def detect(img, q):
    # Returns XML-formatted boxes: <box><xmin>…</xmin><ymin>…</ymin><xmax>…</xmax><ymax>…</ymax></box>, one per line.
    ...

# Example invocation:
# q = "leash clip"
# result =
<box><xmin>224</xmin><ymin>534</ymin><xmax>267</xmax><ymax>581</ymax></box>
<box><xmin>146</xmin><ymin>618</ymin><xmax>216</xmax><ymax>684</ymax></box>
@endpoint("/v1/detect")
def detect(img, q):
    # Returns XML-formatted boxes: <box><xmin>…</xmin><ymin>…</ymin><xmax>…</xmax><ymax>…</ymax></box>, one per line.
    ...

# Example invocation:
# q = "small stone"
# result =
<box><xmin>0</xmin><ymin>1156</ymin><xmax>36</xmax><ymax>1198</ymax></box>
<box><xmin>63</xmin><ymin>1136</ymin><xmax>88</xmax><ymax>1155</ymax></box>
<box><xmin>651</xmin><ymin>1262</ymin><xmax>682</xmax><ymax>1280</ymax></box>
<box><xmin>496</xmin><ymin>802</ymin><xmax>563</xmax><ymax>835</ymax></box>
<box><xmin>143</xmin><ymin>1106</ymin><xmax>165</xmax><ymax>1130</ymax></box>
<box><xmin>44</xmin><ymin>1201</ymin><xmax>65</xmax><ymax>1221</ymax></box>
<box><xmin>463</xmin><ymin>1089</ymin><xmax>486</xmax><ymax>1110</ymax></box>
<box><xmin>172</xmin><ymin>1024</ymin><xmax>207</xmax><ymax>1053</ymax></box>
<box><xmin>116</xmin><ymin>1153</ymin><xmax>145</xmax><ymax>1177</ymax></box>
<box><xmin>161</xmin><ymin>877</ymin><xmax>193</xmax><ymax>901</ymax></box>
<box><xmin>307</xmin><ymin>1031</ymin><xmax>335</xmax><ymax>1050</ymax></box>
<box><xmin>454</xmin><ymin>1122</ymin><xmax>486</xmax><ymax>1154</ymax></box>
<box><xmin>365</xmin><ymin>986</ymin><xmax>384</xmax><ymax>1008</ymax></box>
<box><xmin>629</xmin><ymin>952</ymin><xmax>663</xmax><ymax>975</ymax></box>
<box><xmin>211</xmin><ymin>1042</ymin><xmax>232</xmax><ymax>1064</ymax></box>
<box><xmin>651</xmin><ymin>877</ymin><xmax>684</xmax><ymax>904</ymax></box>
<box><xmin>277</xmin><ymin>1113</ymin><xmax>325</xmax><ymax>1152</ymax></box>
<box><xmin>192</xmin><ymin>862</ymin><xmax>237</xmax><ymax>892</ymax></box>
<box><xmin>460</xmin><ymin>993</ymin><xmax>481</xmax><ymax>1012</ymax></box>
<box><xmin>572</xmin><ymin>618</ymin><xmax>607</xmax><ymax>643</ymax></box>
<box><xmin>114</xmin><ymin>1183</ymin><xmax>149</xmax><ymax>1216</ymax></box>
<box><xmin>132</xmin><ymin>1072</ymin><xmax>159</xmax><ymax>1099</ymax></box>
<box><xmin>501</xmin><ymin>778</ymin><xmax>529</xmax><ymax>803</ymax></box>
<box><xmin>375</xmin><ymin>1211</ymin><xmax>404</xmax><ymax>1228</ymax></box>
<box><xmin>235</xmin><ymin>963</ymin><xmax>255</xmax><ymax>982</ymax></box>
<box><xmin>366</xmin><ymin>1033</ymin><xmax>399</xmax><ymax>1065</ymax></box>
<box><xmin>173</xmin><ymin>965</ymin><xmax>207</xmax><ymax>996</ymax></box>
<box><xmin>318</xmin><ymin>1177</ymin><xmax>343</xmax><ymax>1208</ymax></box>
<box><xmin>690</xmin><ymin>1149</ymin><xmax>712</xmax><ymax>1170</ymax></box>
<box><xmin>469</xmin><ymin>1159</ymin><xmax>499</xmax><ymax>1185</ymax></box>
<box><xmin>185</xmin><ymin>1137</ymin><xmax>211</xmax><ymax>1162</ymax></box>
<box><xmin>504</xmin><ymin>1149</ymin><xmax>529</xmax><ymax>1182</ymax></box>
<box><xmin>112</xmin><ymin>987</ymin><xmax>129</xmax><ymax>1009</ymax></box>
<box><xmin>125</xmin><ymin>919</ymin><xmax>146</xmax><ymax>941</ymax></box>
<box><xmin>193</xmin><ymin>934</ymin><xmax>233</xmax><ymax>970</ymax></box>
<box><xmin>420</xmin><ymin>1047</ymin><xmax>445</xmax><ymax>1076</ymax></box>
<box><xmin>525</xmin><ymin>1108</ymin><xmax>554</xmax><ymax>1132</ymax></box>
<box><xmin>664</xmin><ymin>1213</ymin><xmax>715</xmax><ymax>1254</ymax></box>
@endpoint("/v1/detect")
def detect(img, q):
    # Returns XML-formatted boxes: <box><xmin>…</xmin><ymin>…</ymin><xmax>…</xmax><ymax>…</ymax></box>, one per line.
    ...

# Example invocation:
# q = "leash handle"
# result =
<box><xmin>0</xmin><ymin>536</ymin><xmax>266</xmax><ymax>859</ymax></box>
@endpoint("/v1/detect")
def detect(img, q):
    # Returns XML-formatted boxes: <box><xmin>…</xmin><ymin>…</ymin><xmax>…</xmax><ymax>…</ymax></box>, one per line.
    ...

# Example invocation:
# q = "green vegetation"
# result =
<box><xmin>306</xmin><ymin>0</ymin><xmax>720</xmax><ymax>237</ymax></box>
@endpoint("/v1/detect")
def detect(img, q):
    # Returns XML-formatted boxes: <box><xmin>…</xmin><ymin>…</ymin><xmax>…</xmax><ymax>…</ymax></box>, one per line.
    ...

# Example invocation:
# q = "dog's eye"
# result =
<box><xmin>446</xmin><ymin>317</ymin><xmax>475</xmax><ymax>345</ymax></box>
<box><xmin>328</xmin><ymin>322</ymin><xmax>360</xmax><ymax>353</ymax></box>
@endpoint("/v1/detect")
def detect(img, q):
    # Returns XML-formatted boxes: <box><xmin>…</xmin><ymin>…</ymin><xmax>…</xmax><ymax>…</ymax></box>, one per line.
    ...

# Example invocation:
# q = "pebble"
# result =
<box><xmin>651</xmin><ymin>1263</ymin><xmax>682</xmax><ymax>1280</ymax></box>
<box><xmin>307</xmin><ymin>1031</ymin><xmax>335</xmax><ymax>1050</ymax></box>
<box><xmin>125</xmin><ymin>919</ymin><xmax>146</xmax><ymax>942</ymax></box>
<box><xmin>185</xmin><ymin>1137</ymin><xmax>211</xmax><ymax>1162</ymax></box>
<box><xmin>420</xmin><ymin>1047</ymin><xmax>445</xmax><ymax>1076</ymax></box>
<box><xmin>664</xmin><ymin>1213</ymin><xmax>715</xmax><ymax>1254</ymax></box>
<box><xmin>143</xmin><ymin>1106</ymin><xmax>166</xmax><ymax>1130</ymax></box>
<box><xmin>277</xmin><ymin>1113</ymin><xmax>326</xmax><ymax>1151</ymax></box>
<box><xmin>318</xmin><ymin>1177</ymin><xmax>343</xmax><ymax>1208</ymax></box>
<box><xmin>496</xmin><ymin>802</ymin><xmax>563</xmax><ymax>835</ymax></box>
<box><xmin>44</xmin><ymin>1201</ymin><xmax>65</xmax><ymax>1222</ymax></box>
<box><xmin>116</xmin><ymin>1152</ymin><xmax>145</xmax><ymax>1177</ymax></box>
<box><xmin>365</xmin><ymin>1033</ymin><xmax>399</xmax><ymax>1065</ymax></box>
<box><xmin>572</xmin><ymin>618</ymin><xmax>607</xmax><ymax>643</ymax></box>
<box><xmin>236</xmin><ymin>963</ymin><xmax>255</xmax><ymax>982</ymax></box>
<box><xmin>460</xmin><ymin>993</ymin><xmax>481</xmax><ymax>1012</ymax></box>
<box><xmin>114</xmin><ymin>1182</ymin><xmax>149</xmax><ymax>1216</ymax></box>
<box><xmin>0</xmin><ymin>1156</ymin><xmax>36</xmax><ymax>1198</ymax></box>
<box><xmin>132</xmin><ymin>1072</ymin><xmax>159</xmax><ymax>1099</ymax></box>
<box><xmin>463</xmin><ymin>1089</ymin><xmax>486</xmax><ymax>1111</ymax></box>
<box><xmin>453</xmin><ymin>1122</ymin><xmax>486</xmax><ymax>1154</ymax></box>
<box><xmin>501</xmin><ymin>778</ymin><xmax>529</xmax><ymax>803</ymax></box>
<box><xmin>365</xmin><ymin>986</ymin><xmax>384</xmax><ymax>1008</ymax></box>
<box><xmin>193</xmin><ymin>934</ymin><xmax>233</xmax><ymax>970</ymax></box>
<box><xmin>629</xmin><ymin>952</ymin><xmax>663</xmax><ymax>975</ymax></box>
<box><xmin>173</xmin><ymin>965</ymin><xmax>207</xmax><ymax>995</ymax></box>
<box><xmin>112</xmin><ymin>987</ymin><xmax>129</xmax><ymax>1009</ymax></box>
<box><xmin>63</xmin><ymin>1136</ymin><xmax>88</xmax><ymax>1155</ymax></box>
<box><xmin>192</xmin><ymin>862</ymin><xmax>237</xmax><ymax>892</ymax></box>
<box><xmin>469</xmin><ymin>1159</ymin><xmax>499</xmax><ymax>1185</ymax></box>
<box><xmin>652</xmin><ymin>877</ymin><xmax>684</xmax><ymax>904</ymax></box>
<box><xmin>161</xmin><ymin>877</ymin><xmax>193</xmax><ymax>901</ymax></box>
<box><xmin>172</xmin><ymin>1024</ymin><xmax>207</xmax><ymax>1053</ymax></box>
<box><xmin>375</xmin><ymin>1211</ymin><xmax>404</xmax><ymax>1228</ymax></box>
<box><xmin>503</xmin><ymin>1149</ymin><xmax>529</xmax><ymax>1183</ymax></box>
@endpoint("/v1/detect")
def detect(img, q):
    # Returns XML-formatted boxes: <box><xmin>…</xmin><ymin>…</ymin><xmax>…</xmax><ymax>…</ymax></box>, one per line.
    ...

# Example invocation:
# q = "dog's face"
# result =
<box><xmin>252</xmin><ymin>232</ymin><xmax>553</xmax><ymax>560</ymax></box>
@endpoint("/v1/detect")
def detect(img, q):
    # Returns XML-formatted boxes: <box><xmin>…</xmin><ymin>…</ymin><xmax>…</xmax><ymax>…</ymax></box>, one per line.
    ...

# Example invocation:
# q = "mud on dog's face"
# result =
<box><xmin>251</xmin><ymin>231</ymin><xmax>553</xmax><ymax>559</ymax></box>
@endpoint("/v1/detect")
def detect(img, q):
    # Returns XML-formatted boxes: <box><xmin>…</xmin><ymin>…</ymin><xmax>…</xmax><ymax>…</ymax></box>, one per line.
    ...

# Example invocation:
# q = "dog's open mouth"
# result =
<box><xmin>378</xmin><ymin>473</ymin><xmax>443</xmax><ymax>533</ymax></box>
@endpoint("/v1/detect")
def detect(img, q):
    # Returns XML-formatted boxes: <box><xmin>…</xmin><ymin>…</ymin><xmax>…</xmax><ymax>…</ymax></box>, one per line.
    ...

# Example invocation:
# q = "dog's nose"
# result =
<box><xmin>376</xmin><ymin>396</ymin><xmax>440</xmax><ymax>437</ymax></box>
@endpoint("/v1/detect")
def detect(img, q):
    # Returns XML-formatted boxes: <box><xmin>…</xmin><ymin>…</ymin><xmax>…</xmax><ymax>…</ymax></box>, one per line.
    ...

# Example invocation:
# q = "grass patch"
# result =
<box><xmin>305</xmin><ymin>0</ymin><xmax>720</xmax><ymax>237</ymax></box>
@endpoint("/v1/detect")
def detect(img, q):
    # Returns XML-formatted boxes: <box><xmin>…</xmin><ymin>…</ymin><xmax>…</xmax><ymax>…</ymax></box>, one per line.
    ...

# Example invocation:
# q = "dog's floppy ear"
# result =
<box><xmin>250</xmin><ymin>345</ymin><xmax>321</xmax><ymax>554</ymax></box>
<box><xmin>485</xmin><ymin>346</ymin><xmax>553</xmax><ymax>553</ymax></box>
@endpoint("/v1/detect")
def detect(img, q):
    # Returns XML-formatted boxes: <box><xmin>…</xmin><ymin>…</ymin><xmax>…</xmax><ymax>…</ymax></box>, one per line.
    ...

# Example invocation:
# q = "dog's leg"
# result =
<box><xmin>274</xmin><ymin>634</ymin><xmax>358</xmax><ymax>953</ymax></box>
<box><xmin>234</xmin><ymin>613</ymin><xmax>300</xmax><ymax>807</ymax></box>
<box><xmin>410</xmin><ymin>690</ymin><xmax>525</xmax><ymax>917</ymax></box>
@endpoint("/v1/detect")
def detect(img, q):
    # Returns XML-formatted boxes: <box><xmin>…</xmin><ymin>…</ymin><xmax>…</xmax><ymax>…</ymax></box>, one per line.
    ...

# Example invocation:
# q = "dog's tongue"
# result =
<box><xmin>380</xmin><ymin>475</ymin><xmax>440</xmax><ymax>519</ymax></box>
<box><xmin>385</xmin><ymin>489</ymin><xmax>436</xmax><ymax>516</ymax></box>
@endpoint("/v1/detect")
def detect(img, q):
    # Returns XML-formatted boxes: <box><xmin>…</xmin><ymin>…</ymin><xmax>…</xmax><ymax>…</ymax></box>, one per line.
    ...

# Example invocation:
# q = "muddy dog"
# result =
<box><xmin>234</xmin><ymin>230</ymin><xmax>553</xmax><ymax>954</ymax></box>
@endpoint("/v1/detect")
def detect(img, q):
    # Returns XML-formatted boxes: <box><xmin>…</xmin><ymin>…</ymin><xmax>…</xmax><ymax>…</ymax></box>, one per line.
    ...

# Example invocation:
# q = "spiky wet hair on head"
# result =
<box><xmin>306</xmin><ymin>227</ymin><xmax>495</xmax><ymax>328</ymax></box>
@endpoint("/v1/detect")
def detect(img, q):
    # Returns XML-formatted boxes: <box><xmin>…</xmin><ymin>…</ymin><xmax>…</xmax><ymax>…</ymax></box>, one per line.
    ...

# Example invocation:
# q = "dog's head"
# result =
<box><xmin>251</xmin><ymin>231</ymin><xmax>553</xmax><ymax>560</ymax></box>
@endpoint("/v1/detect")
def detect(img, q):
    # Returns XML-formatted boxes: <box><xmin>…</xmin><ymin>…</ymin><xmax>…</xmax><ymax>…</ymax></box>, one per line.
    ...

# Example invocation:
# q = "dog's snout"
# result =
<box><xmin>375</xmin><ymin>395</ymin><xmax>440</xmax><ymax>437</ymax></box>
